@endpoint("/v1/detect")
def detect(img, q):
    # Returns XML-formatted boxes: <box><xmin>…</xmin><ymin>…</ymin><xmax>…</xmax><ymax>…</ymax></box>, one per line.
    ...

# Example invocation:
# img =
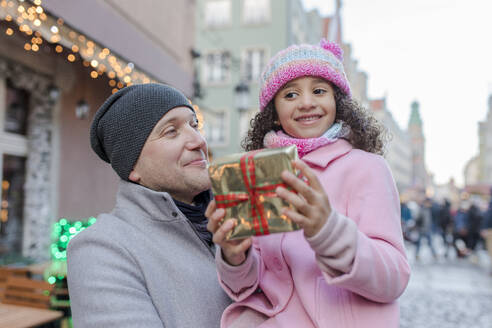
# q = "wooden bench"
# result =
<box><xmin>0</xmin><ymin>267</ymin><xmax>29</xmax><ymax>298</ymax></box>
<box><xmin>0</xmin><ymin>275</ymin><xmax>63</xmax><ymax>327</ymax></box>
<box><xmin>2</xmin><ymin>275</ymin><xmax>55</xmax><ymax>309</ymax></box>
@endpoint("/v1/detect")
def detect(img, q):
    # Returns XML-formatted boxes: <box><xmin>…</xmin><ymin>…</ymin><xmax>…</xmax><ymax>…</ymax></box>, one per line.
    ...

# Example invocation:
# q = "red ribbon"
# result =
<box><xmin>215</xmin><ymin>150</ymin><xmax>287</xmax><ymax>236</ymax></box>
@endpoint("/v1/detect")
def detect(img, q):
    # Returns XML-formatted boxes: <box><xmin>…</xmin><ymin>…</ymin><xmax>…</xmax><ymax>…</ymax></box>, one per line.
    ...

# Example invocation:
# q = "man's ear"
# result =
<box><xmin>128</xmin><ymin>169</ymin><xmax>141</xmax><ymax>183</ymax></box>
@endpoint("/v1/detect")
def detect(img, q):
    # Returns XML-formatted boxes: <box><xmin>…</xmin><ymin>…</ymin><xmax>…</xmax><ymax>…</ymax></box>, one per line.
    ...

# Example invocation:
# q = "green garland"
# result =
<box><xmin>51</xmin><ymin>217</ymin><xmax>97</xmax><ymax>261</ymax></box>
<box><xmin>48</xmin><ymin>217</ymin><xmax>96</xmax><ymax>284</ymax></box>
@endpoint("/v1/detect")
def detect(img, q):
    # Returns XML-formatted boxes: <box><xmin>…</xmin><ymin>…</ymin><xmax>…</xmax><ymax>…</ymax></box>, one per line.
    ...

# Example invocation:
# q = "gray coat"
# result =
<box><xmin>67</xmin><ymin>180</ymin><xmax>231</xmax><ymax>327</ymax></box>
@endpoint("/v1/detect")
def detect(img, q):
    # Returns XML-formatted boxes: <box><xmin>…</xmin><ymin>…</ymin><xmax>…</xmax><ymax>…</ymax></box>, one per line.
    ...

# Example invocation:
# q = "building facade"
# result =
<box><xmin>0</xmin><ymin>0</ymin><xmax>196</xmax><ymax>261</ymax></box>
<box><xmin>478</xmin><ymin>94</ymin><xmax>492</xmax><ymax>184</ymax></box>
<box><xmin>195</xmin><ymin>0</ymin><xmax>323</xmax><ymax>157</ymax></box>
<box><xmin>407</xmin><ymin>100</ymin><xmax>428</xmax><ymax>193</ymax></box>
<box><xmin>464</xmin><ymin>156</ymin><xmax>480</xmax><ymax>186</ymax></box>
<box><xmin>370</xmin><ymin>98</ymin><xmax>412</xmax><ymax>193</ymax></box>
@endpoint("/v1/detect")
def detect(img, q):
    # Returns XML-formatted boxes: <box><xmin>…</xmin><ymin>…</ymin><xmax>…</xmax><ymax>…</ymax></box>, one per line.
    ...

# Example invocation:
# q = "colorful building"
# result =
<box><xmin>195</xmin><ymin>0</ymin><xmax>323</xmax><ymax>157</ymax></box>
<box><xmin>370</xmin><ymin>98</ymin><xmax>412</xmax><ymax>193</ymax></box>
<box><xmin>0</xmin><ymin>0</ymin><xmax>196</xmax><ymax>261</ymax></box>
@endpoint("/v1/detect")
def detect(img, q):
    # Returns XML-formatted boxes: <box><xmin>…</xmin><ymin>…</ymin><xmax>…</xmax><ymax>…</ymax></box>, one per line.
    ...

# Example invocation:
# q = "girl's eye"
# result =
<box><xmin>314</xmin><ymin>88</ymin><xmax>327</xmax><ymax>95</ymax></box>
<box><xmin>191</xmin><ymin>120</ymin><xmax>199</xmax><ymax>129</ymax></box>
<box><xmin>284</xmin><ymin>92</ymin><xmax>298</xmax><ymax>99</ymax></box>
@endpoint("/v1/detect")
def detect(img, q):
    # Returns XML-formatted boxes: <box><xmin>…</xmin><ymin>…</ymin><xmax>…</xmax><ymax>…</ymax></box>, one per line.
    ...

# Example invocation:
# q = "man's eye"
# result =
<box><xmin>191</xmin><ymin>120</ymin><xmax>199</xmax><ymax>129</ymax></box>
<box><xmin>164</xmin><ymin>128</ymin><xmax>177</xmax><ymax>136</ymax></box>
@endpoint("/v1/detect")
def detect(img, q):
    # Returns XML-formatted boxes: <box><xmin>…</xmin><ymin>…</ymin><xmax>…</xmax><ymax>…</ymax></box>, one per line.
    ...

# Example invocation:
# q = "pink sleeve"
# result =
<box><xmin>215</xmin><ymin>245</ymin><xmax>261</xmax><ymax>301</ymax></box>
<box><xmin>314</xmin><ymin>155</ymin><xmax>411</xmax><ymax>303</ymax></box>
<box><xmin>306</xmin><ymin>209</ymin><xmax>358</xmax><ymax>277</ymax></box>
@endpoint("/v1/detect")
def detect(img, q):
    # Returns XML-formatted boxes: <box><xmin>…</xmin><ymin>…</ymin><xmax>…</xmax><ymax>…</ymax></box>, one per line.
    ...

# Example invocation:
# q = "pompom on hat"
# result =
<box><xmin>259</xmin><ymin>39</ymin><xmax>351</xmax><ymax>111</ymax></box>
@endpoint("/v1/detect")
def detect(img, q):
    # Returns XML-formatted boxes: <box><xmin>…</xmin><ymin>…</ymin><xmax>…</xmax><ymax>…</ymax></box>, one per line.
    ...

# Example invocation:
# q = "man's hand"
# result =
<box><xmin>206</xmin><ymin>200</ymin><xmax>252</xmax><ymax>266</ymax></box>
<box><xmin>275</xmin><ymin>160</ymin><xmax>332</xmax><ymax>238</ymax></box>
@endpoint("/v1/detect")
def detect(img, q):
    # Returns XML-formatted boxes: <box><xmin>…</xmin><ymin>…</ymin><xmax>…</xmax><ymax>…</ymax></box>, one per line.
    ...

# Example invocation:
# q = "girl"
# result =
<box><xmin>207</xmin><ymin>39</ymin><xmax>410</xmax><ymax>328</ymax></box>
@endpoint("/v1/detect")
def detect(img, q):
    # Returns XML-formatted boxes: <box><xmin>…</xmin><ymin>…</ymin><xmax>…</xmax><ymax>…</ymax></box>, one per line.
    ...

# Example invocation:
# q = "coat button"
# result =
<box><xmin>172</xmin><ymin>212</ymin><xmax>178</xmax><ymax>217</ymax></box>
<box><xmin>273</xmin><ymin>257</ymin><xmax>282</xmax><ymax>271</ymax></box>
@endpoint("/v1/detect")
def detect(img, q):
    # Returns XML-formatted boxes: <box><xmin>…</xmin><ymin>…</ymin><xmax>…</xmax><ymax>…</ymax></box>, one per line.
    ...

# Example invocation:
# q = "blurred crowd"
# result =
<box><xmin>400</xmin><ymin>193</ymin><xmax>492</xmax><ymax>269</ymax></box>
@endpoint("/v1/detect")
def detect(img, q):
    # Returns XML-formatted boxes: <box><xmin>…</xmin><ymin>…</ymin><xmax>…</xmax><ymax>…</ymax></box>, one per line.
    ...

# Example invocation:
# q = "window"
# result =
<box><xmin>0</xmin><ymin>78</ymin><xmax>29</xmax><ymax>257</ymax></box>
<box><xmin>0</xmin><ymin>154</ymin><xmax>26</xmax><ymax>256</ymax></box>
<box><xmin>204</xmin><ymin>0</ymin><xmax>231</xmax><ymax>28</ymax></box>
<box><xmin>242</xmin><ymin>0</ymin><xmax>270</xmax><ymax>25</ymax></box>
<box><xmin>242</xmin><ymin>48</ymin><xmax>266</xmax><ymax>82</ymax></box>
<box><xmin>204</xmin><ymin>111</ymin><xmax>227</xmax><ymax>145</ymax></box>
<box><xmin>5</xmin><ymin>80</ymin><xmax>29</xmax><ymax>135</ymax></box>
<box><xmin>203</xmin><ymin>51</ymin><xmax>231</xmax><ymax>84</ymax></box>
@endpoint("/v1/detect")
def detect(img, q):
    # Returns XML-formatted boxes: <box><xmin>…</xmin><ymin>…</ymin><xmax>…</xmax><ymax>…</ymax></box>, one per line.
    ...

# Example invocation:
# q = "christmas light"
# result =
<box><xmin>50</xmin><ymin>217</ymin><xmax>96</xmax><ymax>262</ymax></box>
<box><xmin>0</xmin><ymin>0</ymin><xmax>205</xmax><ymax>125</ymax></box>
<box><xmin>0</xmin><ymin>0</ymin><xmax>157</xmax><ymax>87</ymax></box>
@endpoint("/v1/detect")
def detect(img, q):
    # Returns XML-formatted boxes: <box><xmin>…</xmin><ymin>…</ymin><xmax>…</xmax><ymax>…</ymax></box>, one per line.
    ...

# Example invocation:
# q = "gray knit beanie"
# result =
<box><xmin>90</xmin><ymin>83</ymin><xmax>194</xmax><ymax>181</ymax></box>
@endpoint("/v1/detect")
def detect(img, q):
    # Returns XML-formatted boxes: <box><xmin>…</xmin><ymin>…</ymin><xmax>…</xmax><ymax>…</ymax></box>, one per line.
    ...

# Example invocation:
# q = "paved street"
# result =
<box><xmin>400</xmin><ymin>240</ymin><xmax>492</xmax><ymax>328</ymax></box>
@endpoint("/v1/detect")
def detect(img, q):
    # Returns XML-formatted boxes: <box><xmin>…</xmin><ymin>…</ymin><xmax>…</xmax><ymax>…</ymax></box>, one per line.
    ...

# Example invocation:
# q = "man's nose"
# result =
<box><xmin>185</xmin><ymin>126</ymin><xmax>206</xmax><ymax>150</ymax></box>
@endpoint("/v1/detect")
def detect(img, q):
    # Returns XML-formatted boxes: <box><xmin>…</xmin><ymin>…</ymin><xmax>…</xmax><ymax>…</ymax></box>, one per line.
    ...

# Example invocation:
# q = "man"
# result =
<box><xmin>67</xmin><ymin>83</ymin><xmax>231</xmax><ymax>327</ymax></box>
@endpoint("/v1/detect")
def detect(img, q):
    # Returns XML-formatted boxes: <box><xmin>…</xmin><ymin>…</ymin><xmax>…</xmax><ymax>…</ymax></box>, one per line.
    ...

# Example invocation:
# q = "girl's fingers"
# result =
<box><xmin>234</xmin><ymin>238</ymin><xmax>252</xmax><ymax>254</ymax></box>
<box><xmin>212</xmin><ymin>218</ymin><xmax>236</xmax><ymax>244</ymax></box>
<box><xmin>206</xmin><ymin>207</ymin><xmax>226</xmax><ymax>234</ymax></box>
<box><xmin>280</xmin><ymin>170</ymin><xmax>317</xmax><ymax>204</ymax></box>
<box><xmin>292</xmin><ymin>160</ymin><xmax>324</xmax><ymax>193</ymax></box>
<box><xmin>221</xmin><ymin>237</ymin><xmax>252</xmax><ymax>266</ymax></box>
<box><xmin>282</xmin><ymin>208</ymin><xmax>309</xmax><ymax>227</ymax></box>
<box><xmin>205</xmin><ymin>199</ymin><xmax>217</xmax><ymax>218</ymax></box>
<box><xmin>276</xmin><ymin>186</ymin><xmax>310</xmax><ymax>214</ymax></box>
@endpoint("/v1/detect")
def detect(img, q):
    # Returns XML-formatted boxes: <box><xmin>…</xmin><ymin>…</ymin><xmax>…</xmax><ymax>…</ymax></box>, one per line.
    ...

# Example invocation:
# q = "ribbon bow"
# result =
<box><xmin>215</xmin><ymin>149</ymin><xmax>289</xmax><ymax>236</ymax></box>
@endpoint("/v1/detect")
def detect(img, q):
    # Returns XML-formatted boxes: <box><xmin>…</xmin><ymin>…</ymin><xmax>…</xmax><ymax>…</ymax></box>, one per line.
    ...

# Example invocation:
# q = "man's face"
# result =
<box><xmin>129</xmin><ymin>107</ymin><xmax>210</xmax><ymax>203</ymax></box>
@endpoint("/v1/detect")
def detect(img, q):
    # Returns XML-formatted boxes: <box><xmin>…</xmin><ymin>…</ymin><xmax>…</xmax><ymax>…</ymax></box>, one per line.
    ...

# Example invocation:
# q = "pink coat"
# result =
<box><xmin>216</xmin><ymin>139</ymin><xmax>411</xmax><ymax>328</ymax></box>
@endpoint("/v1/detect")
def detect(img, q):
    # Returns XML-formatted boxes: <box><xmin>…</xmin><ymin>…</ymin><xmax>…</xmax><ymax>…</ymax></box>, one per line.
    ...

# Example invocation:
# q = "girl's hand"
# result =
<box><xmin>276</xmin><ymin>160</ymin><xmax>332</xmax><ymax>238</ymax></box>
<box><xmin>206</xmin><ymin>200</ymin><xmax>252</xmax><ymax>266</ymax></box>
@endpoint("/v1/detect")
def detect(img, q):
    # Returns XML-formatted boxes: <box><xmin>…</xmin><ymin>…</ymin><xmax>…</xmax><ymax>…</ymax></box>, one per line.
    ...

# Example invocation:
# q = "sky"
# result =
<box><xmin>302</xmin><ymin>0</ymin><xmax>492</xmax><ymax>186</ymax></box>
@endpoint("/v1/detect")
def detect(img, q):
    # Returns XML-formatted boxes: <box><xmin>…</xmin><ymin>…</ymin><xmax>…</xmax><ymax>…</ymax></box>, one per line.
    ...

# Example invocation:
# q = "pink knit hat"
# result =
<box><xmin>259</xmin><ymin>39</ymin><xmax>351</xmax><ymax>111</ymax></box>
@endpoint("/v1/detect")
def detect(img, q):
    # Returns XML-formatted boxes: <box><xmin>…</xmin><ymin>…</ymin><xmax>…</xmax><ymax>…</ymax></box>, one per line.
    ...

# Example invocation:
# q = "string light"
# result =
<box><xmin>1</xmin><ymin>2</ymin><xmax>204</xmax><ymax>132</ymax></box>
<box><xmin>0</xmin><ymin>0</ymin><xmax>156</xmax><ymax>87</ymax></box>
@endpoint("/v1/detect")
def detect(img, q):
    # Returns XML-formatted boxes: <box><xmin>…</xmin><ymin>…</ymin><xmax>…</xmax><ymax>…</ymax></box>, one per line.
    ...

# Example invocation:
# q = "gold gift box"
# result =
<box><xmin>208</xmin><ymin>145</ymin><xmax>300</xmax><ymax>240</ymax></box>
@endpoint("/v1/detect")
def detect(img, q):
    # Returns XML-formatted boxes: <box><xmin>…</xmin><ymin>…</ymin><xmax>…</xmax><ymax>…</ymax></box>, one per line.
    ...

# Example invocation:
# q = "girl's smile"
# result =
<box><xmin>274</xmin><ymin>76</ymin><xmax>336</xmax><ymax>139</ymax></box>
<box><xmin>294</xmin><ymin>114</ymin><xmax>323</xmax><ymax>124</ymax></box>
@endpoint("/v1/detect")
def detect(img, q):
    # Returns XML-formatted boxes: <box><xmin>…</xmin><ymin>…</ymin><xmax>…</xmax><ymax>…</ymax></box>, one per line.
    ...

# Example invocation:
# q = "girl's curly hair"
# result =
<box><xmin>241</xmin><ymin>85</ymin><xmax>389</xmax><ymax>155</ymax></box>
